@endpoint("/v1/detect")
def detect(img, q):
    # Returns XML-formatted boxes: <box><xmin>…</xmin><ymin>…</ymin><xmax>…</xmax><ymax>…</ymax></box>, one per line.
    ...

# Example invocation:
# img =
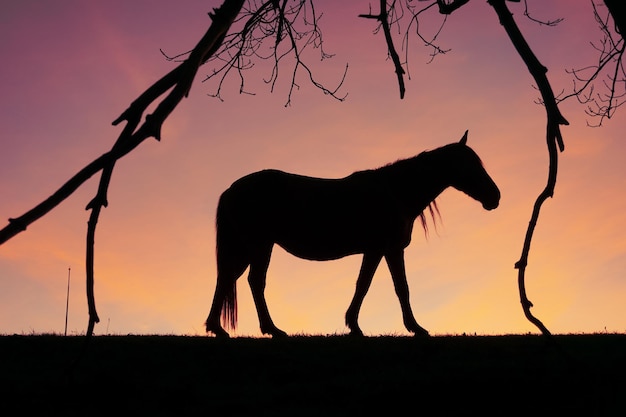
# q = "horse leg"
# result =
<box><xmin>385</xmin><ymin>250</ymin><xmax>429</xmax><ymax>337</ymax></box>
<box><xmin>205</xmin><ymin>253</ymin><xmax>249</xmax><ymax>338</ymax></box>
<box><xmin>345</xmin><ymin>253</ymin><xmax>382</xmax><ymax>336</ymax></box>
<box><xmin>248</xmin><ymin>245</ymin><xmax>287</xmax><ymax>338</ymax></box>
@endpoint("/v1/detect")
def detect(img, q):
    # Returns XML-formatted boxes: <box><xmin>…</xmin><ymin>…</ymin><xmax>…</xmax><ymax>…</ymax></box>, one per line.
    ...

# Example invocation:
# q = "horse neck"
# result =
<box><xmin>380</xmin><ymin>151</ymin><xmax>451</xmax><ymax>219</ymax></box>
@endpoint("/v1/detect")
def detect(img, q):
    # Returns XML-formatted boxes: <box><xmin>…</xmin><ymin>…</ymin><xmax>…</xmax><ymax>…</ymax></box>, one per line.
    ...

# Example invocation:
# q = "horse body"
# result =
<box><xmin>219</xmin><ymin>170</ymin><xmax>421</xmax><ymax>261</ymax></box>
<box><xmin>206</xmin><ymin>131</ymin><xmax>500</xmax><ymax>338</ymax></box>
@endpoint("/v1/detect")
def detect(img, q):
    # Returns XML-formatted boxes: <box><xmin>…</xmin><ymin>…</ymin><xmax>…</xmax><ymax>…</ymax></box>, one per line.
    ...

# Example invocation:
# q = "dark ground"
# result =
<box><xmin>1</xmin><ymin>334</ymin><xmax>624</xmax><ymax>416</ymax></box>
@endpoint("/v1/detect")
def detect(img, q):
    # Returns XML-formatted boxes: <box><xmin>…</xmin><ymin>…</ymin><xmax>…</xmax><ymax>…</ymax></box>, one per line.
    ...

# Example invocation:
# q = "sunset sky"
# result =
<box><xmin>1</xmin><ymin>1</ymin><xmax>625</xmax><ymax>336</ymax></box>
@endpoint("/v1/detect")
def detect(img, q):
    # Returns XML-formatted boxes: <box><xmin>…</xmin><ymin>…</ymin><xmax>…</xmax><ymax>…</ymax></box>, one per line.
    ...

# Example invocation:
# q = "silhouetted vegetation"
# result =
<box><xmin>2</xmin><ymin>334</ymin><xmax>624</xmax><ymax>416</ymax></box>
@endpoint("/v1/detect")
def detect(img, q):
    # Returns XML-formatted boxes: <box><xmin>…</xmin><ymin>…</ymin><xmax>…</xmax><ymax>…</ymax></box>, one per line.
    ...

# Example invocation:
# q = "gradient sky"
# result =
<box><xmin>1</xmin><ymin>1</ymin><xmax>625</xmax><ymax>336</ymax></box>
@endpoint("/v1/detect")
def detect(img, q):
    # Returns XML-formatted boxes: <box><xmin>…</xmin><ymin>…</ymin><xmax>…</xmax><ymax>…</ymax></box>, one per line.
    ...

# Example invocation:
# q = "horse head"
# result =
<box><xmin>449</xmin><ymin>130</ymin><xmax>500</xmax><ymax>211</ymax></box>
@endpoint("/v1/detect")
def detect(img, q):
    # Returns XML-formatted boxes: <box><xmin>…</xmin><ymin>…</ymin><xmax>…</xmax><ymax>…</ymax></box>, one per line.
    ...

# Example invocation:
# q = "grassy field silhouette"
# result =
<box><xmin>2</xmin><ymin>334</ymin><xmax>624</xmax><ymax>416</ymax></box>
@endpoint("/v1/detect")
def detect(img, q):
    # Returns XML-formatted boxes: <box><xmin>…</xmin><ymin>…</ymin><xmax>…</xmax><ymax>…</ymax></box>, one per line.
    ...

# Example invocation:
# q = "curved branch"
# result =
<box><xmin>1</xmin><ymin>0</ymin><xmax>246</xmax><ymax>340</ymax></box>
<box><xmin>81</xmin><ymin>0</ymin><xmax>245</xmax><ymax>337</ymax></box>
<box><xmin>522</xmin><ymin>0</ymin><xmax>563</xmax><ymax>27</ymax></box>
<box><xmin>489</xmin><ymin>0</ymin><xmax>569</xmax><ymax>338</ymax></box>
<box><xmin>0</xmin><ymin>2</ymin><xmax>244</xmax><ymax>247</ymax></box>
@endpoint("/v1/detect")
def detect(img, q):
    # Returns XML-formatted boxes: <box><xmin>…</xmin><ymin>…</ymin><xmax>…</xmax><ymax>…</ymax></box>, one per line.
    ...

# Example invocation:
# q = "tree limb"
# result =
<box><xmin>604</xmin><ymin>0</ymin><xmax>626</xmax><ymax>37</ymax></box>
<box><xmin>489</xmin><ymin>0</ymin><xmax>569</xmax><ymax>337</ymax></box>
<box><xmin>437</xmin><ymin>0</ymin><xmax>471</xmax><ymax>15</ymax></box>
<box><xmin>82</xmin><ymin>0</ymin><xmax>245</xmax><ymax>337</ymax></box>
<box><xmin>0</xmin><ymin>3</ymin><xmax>243</xmax><ymax>246</ymax></box>
<box><xmin>0</xmin><ymin>0</ymin><xmax>246</xmax><ymax>337</ymax></box>
<box><xmin>360</xmin><ymin>0</ymin><xmax>406</xmax><ymax>98</ymax></box>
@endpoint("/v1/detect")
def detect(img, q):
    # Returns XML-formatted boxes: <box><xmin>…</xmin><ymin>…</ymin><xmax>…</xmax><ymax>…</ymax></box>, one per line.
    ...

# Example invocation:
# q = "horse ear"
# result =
<box><xmin>460</xmin><ymin>130</ymin><xmax>468</xmax><ymax>145</ymax></box>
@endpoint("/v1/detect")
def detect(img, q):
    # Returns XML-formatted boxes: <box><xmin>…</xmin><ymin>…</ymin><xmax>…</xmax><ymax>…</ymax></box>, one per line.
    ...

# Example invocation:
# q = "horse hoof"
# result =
<box><xmin>207</xmin><ymin>326</ymin><xmax>230</xmax><ymax>338</ymax></box>
<box><xmin>271</xmin><ymin>329</ymin><xmax>288</xmax><ymax>339</ymax></box>
<box><xmin>348</xmin><ymin>328</ymin><xmax>364</xmax><ymax>337</ymax></box>
<box><xmin>412</xmin><ymin>328</ymin><xmax>430</xmax><ymax>338</ymax></box>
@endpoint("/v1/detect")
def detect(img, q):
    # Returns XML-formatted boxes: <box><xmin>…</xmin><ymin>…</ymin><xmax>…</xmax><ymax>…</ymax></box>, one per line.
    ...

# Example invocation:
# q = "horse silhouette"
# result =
<box><xmin>205</xmin><ymin>131</ymin><xmax>500</xmax><ymax>338</ymax></box>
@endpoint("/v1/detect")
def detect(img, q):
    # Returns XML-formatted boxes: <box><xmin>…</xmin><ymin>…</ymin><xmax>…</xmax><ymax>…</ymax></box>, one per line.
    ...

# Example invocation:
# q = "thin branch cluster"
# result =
<box><xmin>376</xmin><ymin>1</ymin><xmax>457</xmax><ymax>61</ymax></box>
<box><xmin>164</xmin><ymin>0</ymin><xmax>348</xmax><ymax>106</ymax></box>
<box><xmin>358</xmin><ymin>0</ymin><xmax>465</xmax><ymax>98</ymax></box>
<box><xmin>561</xmin><ymin>1</ymin><xmax>625</xmax><ymax>126</ymax></box>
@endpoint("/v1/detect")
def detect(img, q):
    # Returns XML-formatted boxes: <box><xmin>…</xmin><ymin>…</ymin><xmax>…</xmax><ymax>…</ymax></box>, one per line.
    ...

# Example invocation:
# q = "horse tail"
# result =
<box><xmin>215</xmin><ymin>190</ymin><xmax>238</xmax><ymax>330</ymax></box>
<box><xmin>220</xmin><ymin>278</ymin><xmax>237</xmax><ymax>330</ymax></box>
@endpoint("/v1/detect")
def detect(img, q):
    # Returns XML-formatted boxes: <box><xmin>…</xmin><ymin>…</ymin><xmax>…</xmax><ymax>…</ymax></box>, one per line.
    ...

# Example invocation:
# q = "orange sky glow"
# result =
<box><xmin>1</xmin><ymin>1</ymin><xmax>625</xmax><ymax>336</ymax></box>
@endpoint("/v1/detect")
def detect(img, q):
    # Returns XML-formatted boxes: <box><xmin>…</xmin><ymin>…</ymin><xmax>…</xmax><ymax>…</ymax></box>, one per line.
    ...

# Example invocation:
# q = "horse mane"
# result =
<box><xmin>419</xmin><ymin>200</ymin><xmax>441</xmax><ymax>237</ymax></box>
<box><xmin>368</xmin><ymin>150</ymin><xmax>442</xmax><ymax>236</ymax></box>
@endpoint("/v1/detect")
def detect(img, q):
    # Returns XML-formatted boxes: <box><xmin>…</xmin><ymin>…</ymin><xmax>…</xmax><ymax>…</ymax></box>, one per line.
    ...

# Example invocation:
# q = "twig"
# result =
<box><xmin>559</xmin><ymin>1</ymin><xmax>625</xmax><ymax>126</ymax></box>
<box><xmin>360</xmin><ymin>0</ymin><xmax>406</xmax><ymax>98</ymax></box>
<box><xmin>522</xmin><ymin>0</ymin><xmax>563</xmax><ymax>27</ymax></box>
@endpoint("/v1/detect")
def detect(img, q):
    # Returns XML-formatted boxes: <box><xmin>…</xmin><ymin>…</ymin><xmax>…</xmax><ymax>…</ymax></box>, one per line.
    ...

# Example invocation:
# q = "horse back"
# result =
<box><xmin>216</xmin><ymin>169</ymin><xmax>414</xmax><ymax>260</ymax></box>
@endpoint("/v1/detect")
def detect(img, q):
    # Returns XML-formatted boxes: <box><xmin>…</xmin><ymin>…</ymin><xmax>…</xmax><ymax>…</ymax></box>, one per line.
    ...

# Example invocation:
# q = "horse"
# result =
<box><xmin>205</xmin><ymin>131</ymin><xmax>500</xmax><ymax>338</ymax></box>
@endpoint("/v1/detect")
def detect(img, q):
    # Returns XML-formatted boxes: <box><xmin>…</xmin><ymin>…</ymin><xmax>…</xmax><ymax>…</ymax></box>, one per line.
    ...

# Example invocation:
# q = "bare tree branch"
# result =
<box><xmin>360</xmin><ymin>0</ymin><xmax>471</xmax><ymax>98</ymax></box>
<box><xmin>437</xmin><ymin>0</ymin><xmax>471</xmax><ymax>15</ymax></box>
<box><xmin>271</xmin><ymin>0</ymin><xmax>348</xmax><ymax>105</ymax></box>
<box><xmin>604</xmin><ymin>0</ymin><xmax>626</xmax><ymax>36</ymax></box>
<box><xmin>489</xmin><ymin>0</ymin><xmax>569</xmax><ymax>338</ymax></box>
<box><xmin>0</xmin><ymin>0</ymin><xmax>247</xmax><ymax>337</ymax></box>
<box><xmin>522</xmin><ymin>0</ymin><xmax>564</xmax><ymax>27</ymax></box>
<box><xmin>559</xmin><ymin>1</ymin><xmax>625</xmax><ymax>126</ymax></box>
<box><xmin>84</xmin><ymin>1</ymin><xmax>247</xmax><ymax>337</ymax></box>
<box><xmin>401</xmin><ymin>1</ymin><xmax>452</xmax><ymax>68</ymax></box>
<box><xmin>360</xmin><ymin>1</ymin><xmax>407</xmax><ymax>98</ymax></box>
<box><xmin>188</xmin><ymin>0</ymin><xmax>348</xmax><ymax>105</ymax></box>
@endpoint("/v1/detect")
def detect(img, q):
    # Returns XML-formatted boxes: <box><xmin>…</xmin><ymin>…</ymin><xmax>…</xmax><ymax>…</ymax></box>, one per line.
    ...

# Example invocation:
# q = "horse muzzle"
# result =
<box><xmin>482</xmin><ymin>190</ymin><xmax>500</xmax><ymax>210</ymax></box>
<box><xmin>482</xmin><ymin>200</ymin><xmax>499</xmax><ymax>210</ymax></box>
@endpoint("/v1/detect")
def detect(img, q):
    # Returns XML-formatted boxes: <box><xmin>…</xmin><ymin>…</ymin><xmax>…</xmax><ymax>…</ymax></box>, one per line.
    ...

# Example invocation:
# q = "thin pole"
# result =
<box><xmin>64</xmin><ymin>267</ymin><xmax>71</xmax><ymax>336</ymax></box>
